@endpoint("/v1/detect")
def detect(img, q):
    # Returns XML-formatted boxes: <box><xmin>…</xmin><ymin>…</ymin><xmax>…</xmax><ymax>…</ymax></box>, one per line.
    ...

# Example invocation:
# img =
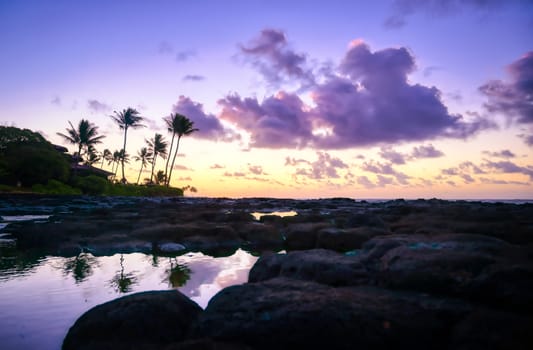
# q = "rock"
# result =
<box><xmin>284</xmin><ymin>222</ymin><xmax>329</xmax><ymax>250</ymax></box>
<box><xmin>360</xmin><ymin>234</ymin><xmax>524</xmax><ymax>302</ymax></box>
<box><xmin>316</xmin><ymin>226</ymin><xmax>389</xmax><ymax>251</ymax></box>
<box><xmin>249</xmin><ymin>249</ymin><xmax>368</xmax><ymax>286</ymax></box>
<box><xmin>193</xmin><ymin>277</ymin><xmax>471</xmax><ymax>350</ymax></box>
<box><xmin>63</xmin><ymin>290</ymin><xmax>203</xmax><ymax>350</ymax></box>
<box><xmin>450</xmin><ymin>308</ymin><xmax>533</xmax><ymax>350</ymax></box>
<box><xmin>158</xmin><ymin>242</ymin><xmax>187</xmax><ymax>253</ymax></box>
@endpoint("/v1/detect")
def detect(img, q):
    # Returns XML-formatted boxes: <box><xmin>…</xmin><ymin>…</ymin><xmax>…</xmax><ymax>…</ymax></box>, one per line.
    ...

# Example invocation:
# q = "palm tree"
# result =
<box><xmin>57</xmin><ymin>119</ymin><xmax>105</xmax><ymax>163</ymax></box>
<box><xmin>100</xmin><ymin>149</ymin><xmax>112</xmax><ymax>169</ymax></box>
<box><xmin>110</xmin><ymin>108</ymin><xmax>144</xmax><ymax>183</ymax></box>
<box><xmin>134</xmin><ymin>147</ymin><xmax>152</xmax><ymax>185</ymax></box>
<box><xmin>154</xmin><ymin>170</ymin><xmax>166</xmax><ymax>185</ymax></box>
<box><xmin>110</xmin><ymin>149</ymin><xmax>124</xmax><ymax>181</ymax></box>
<box><xmin>85</xmin><ymin>145</ymin><xmax>100</xmax><ymax>166</ymax></box>
<box><xmin>146</xmin><ymin>133</ymin><xmax>168</xmax><ymax>184</ymax></box>
<box><xmin>165</xmin><ymin>114</ymin><xmax>198</xmax><ymax>187</ymax></box>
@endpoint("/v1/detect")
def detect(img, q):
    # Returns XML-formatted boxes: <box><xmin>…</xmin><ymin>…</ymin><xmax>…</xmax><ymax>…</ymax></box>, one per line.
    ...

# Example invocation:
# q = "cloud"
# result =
<box><xmin>172</xmin><ymin>95</ymin><xmax>239</xmax><ymax>141</ymax></box>
<box><xmin>221</xmin><ymin>39</ymin><xmax>491</xmax><ymax>149</ymax></box>
<box><xmin>357</xmin><ymin>176</ymin><xmax>376</xmax><ymax>189</ymax></box>
<box><xmin>218</xmin><ymin>91</ymin><xmax>312</xmax><ymax>148</ymax></box>
<box><xmin>379</xmin><ymin>147</ymin><xmax>407</xmax><ymax>164</ymax></box>
<box><xmin>158</xmin><ymin>41</ymin><xmax>174</xmax><ymax>55</ymax></box>
<box><xmin>480</xmin><ymin>51</ymin><xmax>533</xmax><ymax>146</ymax></box>
<box><xmin>441</xmin><ymin>161</ymin><xmax>485</xmax><ymax>178</ymax></box>
<box><xmin>411</xmin><ymin>144</ymin><xmax>444</xmax><ymax>158</ymax></box>
<box><xmin>384</xmin><ymin>0</ymin><xmax>519</xmax><ymax>28</ymax></box>
<box><xmin>289</xmin><ymin>152</ymin><xmax>349</xmax><ymax>180</ymax></box>
<box><xmin>176</xmin><ymin>50</ymin><xmax>196</xmax><ymax>62</ymax></box>
<box><xmin>223</xmin><ymin>171</ymin><xmax>246</xmax><ymax>177</ymax></box>
<box><xmin>482</xmin><ymin>160</ymin><xmax>533</xmax><ymax>180</ymax></box>
<box><xmin>183</xmin><ymin>74</ymin><xmax>206</xmax><ymax>82</ymax></box>
<box><xmin>240</xmin><ymin>29</ymin><xmax>314</xmax><ymax>86</ymax></box>
<box><xmin>360</xmin><ymin>160</ymin><xmax>410</xmax><ymax>185</ymax></box>
<box><xmin>210</xmin><ymin>164</ymin><xmax>225</xmax><ymax>169</ymax></box>
<box><xmin>284</xmin><ymin>157</ymin><xmax>310</xmax><ymax>166</ymax></box>
<box><xmin>51</xmin><ymin>96</ymin><xmax>61</xmax><ymax>106</ymax></box>
<box><xmin>87</xmin><ymin>99</ymin><xmax>111</xmax><ymax>113</ymax></box>
<box><xmin>482</xmin><ymin>149</ymin><xmax>516</xmax><ymax>158</ymax></box>
<box><xmin>248</xmin><ymin>164</ymin><xmax>267</xmax><ymax>175</ymax></box>
<box><xmin>178</xmin><ymin>176</ymin><xmax>192</xmax><ymax>181</ymax></box>
<box><xmin>173</xmin><ymin>164</ymin><xmax>193</xmax><ymax>171</ymax></box>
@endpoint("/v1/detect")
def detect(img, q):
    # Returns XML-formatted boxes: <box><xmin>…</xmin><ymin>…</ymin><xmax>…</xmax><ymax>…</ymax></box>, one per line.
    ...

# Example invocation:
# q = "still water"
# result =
<box><xmin>0</xmin><ymin>248</ymin><xmax>258</xmax><ymax>350</ymax></box>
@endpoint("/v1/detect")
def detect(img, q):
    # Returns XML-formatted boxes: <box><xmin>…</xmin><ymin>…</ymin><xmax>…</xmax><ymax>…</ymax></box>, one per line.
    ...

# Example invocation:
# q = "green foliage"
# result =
<box><xmin>75</xmin><ymin>175</ymin><xmax>109</xmax><ymax>195</ymax></box>
<box><xmin>0</xmin><ymin>126</ymin><xmax>71</xmax><ymax>187</ymax></box>
<box><xmin>1</xmin><ymin>143</ymin><xmax>70</xmax><ymax>186</ymax></box>
<box><xmin>32</xmin><ymin>180</ymin><xmax>82</xmax><ymax>195</ymax></box>
<box><xmin>0</xmin><ymin>126</ymin><xmax>48</xmax><ymax>150</ymax></box>
<box><xmin>106</xmin><ymin>183</ymin><xmax>183</xmax><ymax>196</ymax></box>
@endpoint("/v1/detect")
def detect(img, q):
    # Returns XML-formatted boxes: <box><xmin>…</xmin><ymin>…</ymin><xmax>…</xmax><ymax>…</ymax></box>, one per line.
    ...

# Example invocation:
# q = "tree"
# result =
<box><xmin>146</xmin><ymin>133</ymin><xmax>168</xmax><ymax>184</ymax></box>
<box><xmin>100</xmin><ymin>149</ymin><xmax>112</xmax><ymax>169</ymax></box>
<box><xmin>56</xmin><ymin>119</ymin><xmax>105</xmax><ymax>163</ymax></box>
<box><xmin>133</xmin><ymin>147</ymin><xmax>152</xmax><ymax>185</ymax></box>
<box><xmin>110</xmin><ymin>108</ymin><xmax>144</xmax><ymax>183</ymax></box>
<box><xmin>85</xmin><ymin>145</ymin><xmax>100</xmax><ymax>166</ymax></box>
<box><xmin>0</xmin><ymin>126</ymin><xmax>70</xmax><ymax>186</ymax></box>
<box><xmin>164</xmin><ymin>113</ymin><xmax>198</xmax><ymax>187</ymax></box>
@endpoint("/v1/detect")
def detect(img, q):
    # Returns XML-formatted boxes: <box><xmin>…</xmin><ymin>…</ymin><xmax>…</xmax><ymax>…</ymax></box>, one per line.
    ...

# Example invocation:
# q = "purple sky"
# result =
<box><xmin>1</xmin><ymin>0</ymin><xmax>532</xmax><ymax>198</ymax></box>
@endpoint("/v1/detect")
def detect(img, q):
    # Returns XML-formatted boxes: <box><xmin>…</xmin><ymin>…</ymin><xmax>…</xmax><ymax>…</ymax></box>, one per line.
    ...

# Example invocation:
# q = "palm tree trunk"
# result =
<box><xmin>121</xmin><ymin>127</ymin><xmax>128</xmax><ymax>183</ymax></box>
<box><xmin>150</xmin><ymin>154</ymin><xmax>157</xmax><ymax>184</ymax></box>
<box><xmin>167</xmin><ymin>136</ymin><xmax>181</xmax><ymax>187</ymax></box>
<box><xmin>136</xmin><ymin>164</ymin><xmax>143</xmax><ymax>185</ymax></box>
<box><xmin>164</xmin><ymin>132</ymin><xmax>175</xmax><ymax>186</ymax></box>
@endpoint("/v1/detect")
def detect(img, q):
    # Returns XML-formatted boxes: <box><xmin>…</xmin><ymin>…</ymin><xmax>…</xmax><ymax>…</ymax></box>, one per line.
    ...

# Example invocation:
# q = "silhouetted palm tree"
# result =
<box><xmin>164</xmin><ymin>114</ymin><xmax>198</xmax><ymax>187</ymax></box>
<box><xmin>57</xmin><ymin>119</ymin><xmax>105</xmax><ymax>163</ymax></box>
<box><xmin>154</xmin><ymin>170</ymin><xmax>166</xmax><ymax>185</ymax></box>
<box><xmin>100</xmin><ymin>148</ymin><xmax>112</xmax><ymax>169</ymax></box>
<box><xmin>146</xmin><ymin>133</ymin><xmax>168</xmax><ymax>184</ymax></box>
<box><xmin>134</xmin><ymin>147</ymin><xmax>152</xmax><ymax>185</ymax></box>
<box><xmin>85</xmin><ymin>145</ymin><xmax>100</xmax><ymax>166</ymax></box>
<box><xmin>110</xmin><ymin>108</ymin><xmax>144</xmax><ymax>183</ymax></box>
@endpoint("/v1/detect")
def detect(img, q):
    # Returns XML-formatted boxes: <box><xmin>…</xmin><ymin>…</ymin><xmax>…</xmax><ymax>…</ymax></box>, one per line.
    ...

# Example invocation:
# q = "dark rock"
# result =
<box><xmin>450</xmin><ymin>308</ymin><xmax>533</xmax><ymax>350</ymax></box>
<box><xmin>284</xmin><ymin>222</ymin><xmax>329</xmax><ymax>250</ymax></box>
<box><xmin>63</xmin><ymin>290</ymin><xmax>202</xmax><ymax>350</ymax></box>
<box><xmin>193</xmin><ymin>277</ymin><xmax>471</xmax><ymax>350</ymax></box>
<box><xmin>316</xmin><ymin>226</ymin><xmax>389</xmax><ymax>251</ymax></box>
<box><xmin>249</xmin><ymin>249</ymin><xmax>368</xmax><ymax>286</ymax></box>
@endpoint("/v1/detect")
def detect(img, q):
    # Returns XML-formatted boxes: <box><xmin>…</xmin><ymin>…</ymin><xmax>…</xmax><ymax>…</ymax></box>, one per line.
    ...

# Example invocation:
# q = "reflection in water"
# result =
<box><xmin>0</xmin><ymin>248</ymin><xmax>258</xmax><ymax>350</ymax></box>
<box><xmin>62</xmin><ymin>253</ymin><xmax>99</xmax><ymax>283</ymax></box>
<box><xmin>108</xmin><ymin>254</ymin><xmax>138</xmax><ymax>293</ymax></box>
<box><xmin>166</xmin><ymin>258</ymin><xmax>191</xmax><ymax>287</ymax></box>
<box><xmin>251</xmin><ymin>210</ymin><xmax>298</xmax><ymax>220</ymax></box>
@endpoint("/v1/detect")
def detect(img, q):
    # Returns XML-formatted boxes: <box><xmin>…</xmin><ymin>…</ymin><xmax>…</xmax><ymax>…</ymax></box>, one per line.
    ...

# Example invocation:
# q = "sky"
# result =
<box><xmin>1</xmin><ymin>0</ymin><xmax>532</xmax><ymax>199</ymax></box>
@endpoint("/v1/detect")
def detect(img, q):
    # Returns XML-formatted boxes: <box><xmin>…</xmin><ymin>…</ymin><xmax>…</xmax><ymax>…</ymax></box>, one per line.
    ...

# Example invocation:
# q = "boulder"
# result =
<box><xmin>283</xmin><ymin>222</ymin><xmax>329</xmax><ymax>250</ymax></box>
<box><xmin>316</xmin><ymin>226</ymin><xmax>389</xmax><ymax>251</ymax></box>
<box><xmin>63</xmin><ymin>290</ymin><xmax>202</xmax><ymax>350</ymax></box>
<box><xmin>193</xmin><ymin>277</ymin><xmax>471</xmax><ymax>350</ymax></box>
<box><xmin>249</xmin><ymin>249</ymin><xmax>368</xmax><ymax>286</ymax></box>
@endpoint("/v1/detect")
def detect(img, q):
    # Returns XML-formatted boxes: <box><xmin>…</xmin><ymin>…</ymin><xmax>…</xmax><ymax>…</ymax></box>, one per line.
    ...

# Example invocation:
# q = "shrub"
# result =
<box><xmin>75</xmin><ymin>175</ymin><xmax>109</xmax><ymax>195</ymax></box>
<box><xmin>32</xmin><ymin>180</ymin><xmax>82</xmax><ymax>195</ymax></box>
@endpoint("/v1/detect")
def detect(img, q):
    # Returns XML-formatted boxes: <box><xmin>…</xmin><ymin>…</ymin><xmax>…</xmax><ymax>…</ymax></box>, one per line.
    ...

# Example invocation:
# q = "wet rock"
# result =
<box><xmin>284</xmin><ymin>222</ymin><xmax>330</xmax><ymax>250</ymax></box>
<box><xmin>316</xmin><ymin>226</ymin><xmax>389</xmax><ymax>251</ymax></box>
<box><xmin>249</xmin><ymin>249</ymin><xmax>368</xmax><ymax>286</ymax></box>
<box><xmin>193</xmin><ymin>277</ymin><xmax>471</xmax><ymax>350</ymax></box>
<box><xmin>450</xmin><ymin>308</ymin><xmax>533</xmax><ymax>350</ymax></box>
<box><xmin>63</xmin><ymin>290</ymin><xmax>202</xmax><ymax>350</ymax></box>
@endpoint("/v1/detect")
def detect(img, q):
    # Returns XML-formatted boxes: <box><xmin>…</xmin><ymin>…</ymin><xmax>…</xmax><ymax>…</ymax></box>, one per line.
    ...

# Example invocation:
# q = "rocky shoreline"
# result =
<box><xmin>1</xmin><ymin>194</ymin><xmax>532</xmax><ymax>349</ymax></box>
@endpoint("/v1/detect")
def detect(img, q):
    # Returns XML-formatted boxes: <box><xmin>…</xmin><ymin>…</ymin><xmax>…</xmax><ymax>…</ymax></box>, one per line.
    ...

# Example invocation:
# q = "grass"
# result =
<box><xmin>1</xmin><ymin>178</ymin><xmax>184</xmax><ymax>197</ymax></box>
